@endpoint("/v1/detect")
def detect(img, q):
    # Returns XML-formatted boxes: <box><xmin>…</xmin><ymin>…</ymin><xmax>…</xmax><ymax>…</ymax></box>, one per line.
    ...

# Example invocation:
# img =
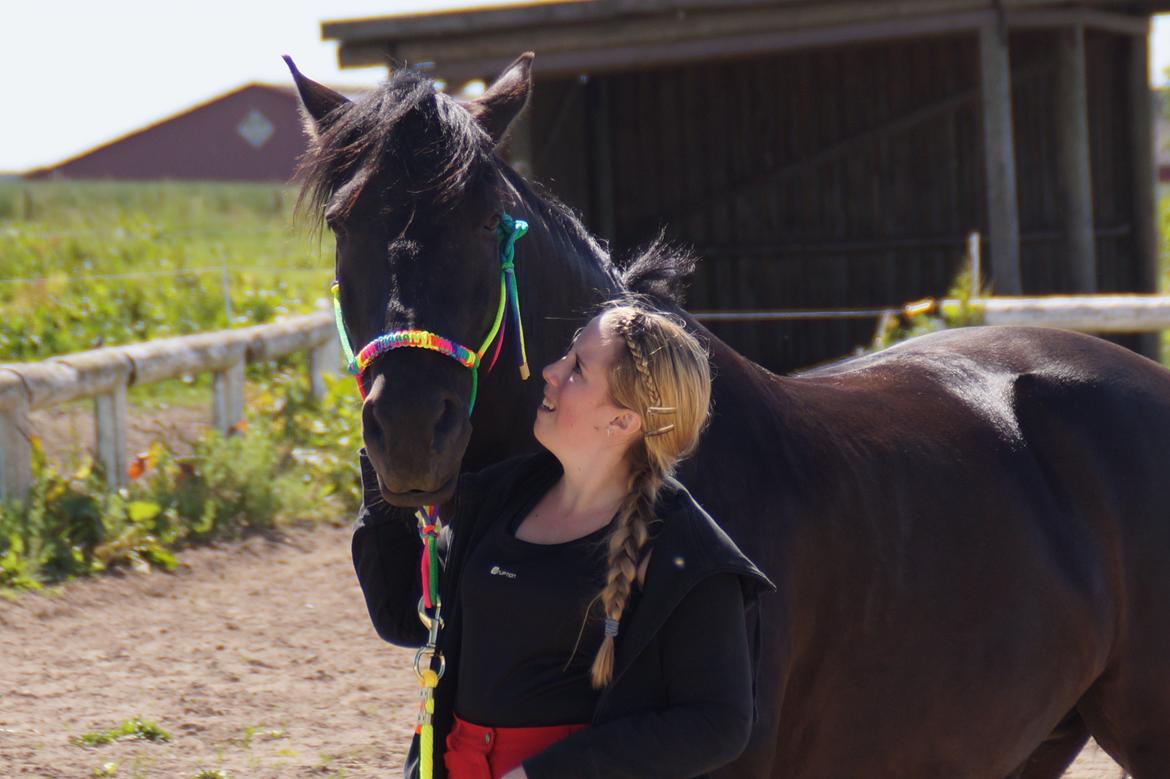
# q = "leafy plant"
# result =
<box><xmin>871</xmin><ymin>246</ymin><xmax>990</xmax><ymax>351</ymax></box>
<box><xmin>73</xmin><ymin>717</ymin><xmax>171</xmax><ymax>747</ymax></box>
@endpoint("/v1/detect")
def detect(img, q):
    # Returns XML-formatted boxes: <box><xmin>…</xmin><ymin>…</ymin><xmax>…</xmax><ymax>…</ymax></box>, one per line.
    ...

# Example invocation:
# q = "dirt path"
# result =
<box><xmin>0</xmin><ymin>522</ymin><xmax>1128</xmax><ymax>778</ymax></box>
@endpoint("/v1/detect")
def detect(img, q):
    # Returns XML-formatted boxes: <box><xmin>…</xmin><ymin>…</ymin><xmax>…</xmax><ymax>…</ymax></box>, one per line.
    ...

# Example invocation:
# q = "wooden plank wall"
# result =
<box><xmin>529</xmin><ymin>30</ymin><xmax>1144</xmax><ymax>373</ymax></box>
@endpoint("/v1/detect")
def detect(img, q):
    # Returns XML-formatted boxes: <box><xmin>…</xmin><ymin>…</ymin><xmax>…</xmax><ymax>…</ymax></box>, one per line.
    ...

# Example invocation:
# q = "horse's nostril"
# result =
<box><xmin>362</xmin><ymin>401</ymin><xmax>386</xmax><ymax>447</ymax></box>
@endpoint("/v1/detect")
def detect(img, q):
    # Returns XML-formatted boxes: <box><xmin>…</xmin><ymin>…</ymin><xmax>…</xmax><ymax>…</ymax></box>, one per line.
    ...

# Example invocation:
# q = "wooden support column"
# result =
<box><xmin>1128</xmin><ymin>26</ymin><xmax>1160</xmax><ymax>360</ymax></box>
<box><xmin>212</xmin><ymin>357</ymin><xmax>246</xmax><ymax>435</ymax></box>
<box><xmin>1055</xmin><ymin>25</ymin><xmax>1097</xmax><ymax>293</ymax></box>
<box><xmin>979</xmin><ymin>21</ymin><xmax>1023</xmax><ymax>295</ymax></box>
<box><xmin>0</xmin><ymin>372</ymin><xmax>32</xmax><ymax>503</ymax></box>
<box><xmin>308</xmin><ymin>333</ymin><xmax>341</xmax><ymax>402</ymax></box>
<box><xmin>94</xmin><ymin>380</ymin><xmax>129</xmax><ymax>489</ymax></box>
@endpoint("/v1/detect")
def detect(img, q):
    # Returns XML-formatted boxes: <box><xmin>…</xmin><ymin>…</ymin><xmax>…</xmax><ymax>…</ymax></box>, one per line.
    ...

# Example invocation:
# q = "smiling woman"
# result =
<box><xmin>351</xmin><ymin>299</ymin><xmax>774</xmax><ymax>779</ymax></box>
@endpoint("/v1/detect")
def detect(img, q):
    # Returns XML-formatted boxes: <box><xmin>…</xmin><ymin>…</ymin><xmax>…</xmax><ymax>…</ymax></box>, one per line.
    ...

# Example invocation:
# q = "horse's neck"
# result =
<box><xmin>462</xmin><ymin>177</ymin><xmax>621</xmax><ymax>470</ymax></box>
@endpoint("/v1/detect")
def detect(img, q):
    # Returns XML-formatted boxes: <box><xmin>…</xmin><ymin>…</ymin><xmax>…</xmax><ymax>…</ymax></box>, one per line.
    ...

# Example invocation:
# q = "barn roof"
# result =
<box><xmin>323</xmin><ymin>0</ymin><xmax>1170</xmax><ymax>81</ymax></box>
<box><xmin>25</xmin><ymin>82</ymin><xmax>369</xmax><ymax>181</ymax></box>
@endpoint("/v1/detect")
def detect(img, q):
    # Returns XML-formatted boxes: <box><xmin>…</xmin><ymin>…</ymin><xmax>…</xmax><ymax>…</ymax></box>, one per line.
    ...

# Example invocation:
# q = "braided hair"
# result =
<box><xmin>583</xmin><ymin>301</ymin><xmax>712</xmax><ymax>689</ymax></box>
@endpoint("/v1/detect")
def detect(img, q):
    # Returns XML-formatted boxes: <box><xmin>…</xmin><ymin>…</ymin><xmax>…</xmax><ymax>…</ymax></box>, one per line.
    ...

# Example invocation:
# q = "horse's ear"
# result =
<box><xmin>464</xmin><ymin>52</ymin><xmax>534</xmax><ymax>146</ymax></box>
<box><xmin>283</xmin><ymin>55</ymin><xmax>351</xmax><ymax>138</ymax></box>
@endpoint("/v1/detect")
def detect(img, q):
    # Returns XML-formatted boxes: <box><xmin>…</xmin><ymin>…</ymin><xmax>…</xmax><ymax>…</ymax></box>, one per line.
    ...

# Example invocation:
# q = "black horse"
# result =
<box><xmin>287</xmin><ymin>53</ymin><xmax>1170</xmax><ymax>778</ymax></box>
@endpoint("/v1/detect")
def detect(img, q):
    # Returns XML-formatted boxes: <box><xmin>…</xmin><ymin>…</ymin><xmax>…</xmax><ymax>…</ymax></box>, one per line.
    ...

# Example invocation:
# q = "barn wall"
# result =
<box><xmin>528</xmin><ymin>29</ymin><xmax>1146</xmax><ymax>373</ymax></box>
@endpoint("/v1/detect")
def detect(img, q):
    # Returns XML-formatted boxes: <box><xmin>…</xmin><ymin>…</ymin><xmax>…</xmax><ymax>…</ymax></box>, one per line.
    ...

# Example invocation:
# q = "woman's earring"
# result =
<box><xmin>607</xmin><ymin>426</ymin><xmax>614</xmax><ymax>438</ymax></box>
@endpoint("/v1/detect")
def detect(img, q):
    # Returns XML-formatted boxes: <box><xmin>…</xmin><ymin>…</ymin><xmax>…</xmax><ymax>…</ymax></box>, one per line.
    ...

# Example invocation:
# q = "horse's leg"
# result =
<box><xmin>1076</xmin><ymin>660</ymin><xmax>1170</xmax><ymax>779</ymax></box>
<box><xmin>1003</xmin><ymin>711</ymin><xmax>1089</xmax><ymax>779</ymax></box>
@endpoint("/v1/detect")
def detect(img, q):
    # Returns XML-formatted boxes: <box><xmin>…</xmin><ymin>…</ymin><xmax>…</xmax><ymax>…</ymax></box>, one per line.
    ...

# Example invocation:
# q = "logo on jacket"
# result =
<box><xmin>489</xmin><ymin>565</ymin><xmax>517</xmax><ymax>579</ymax></box>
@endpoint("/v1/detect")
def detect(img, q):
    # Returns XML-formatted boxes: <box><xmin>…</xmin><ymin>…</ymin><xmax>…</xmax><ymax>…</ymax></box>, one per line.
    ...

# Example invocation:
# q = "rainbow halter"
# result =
<box><xmin>332</xmin><ymin>214</ymin><xmax>530</xmax><ymax>779</ymax></box>
<box><xmin>330</xmin><ymin>213</ymin><xmax>531</xmax><ymax>412</ymax></box>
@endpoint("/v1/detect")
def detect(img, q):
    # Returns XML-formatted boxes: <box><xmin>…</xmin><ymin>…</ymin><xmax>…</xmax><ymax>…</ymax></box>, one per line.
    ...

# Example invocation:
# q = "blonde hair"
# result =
<box><xmin>583</xmin><ymin>300</ymin><xmax>713</xmax><ymax>689</ymax></box>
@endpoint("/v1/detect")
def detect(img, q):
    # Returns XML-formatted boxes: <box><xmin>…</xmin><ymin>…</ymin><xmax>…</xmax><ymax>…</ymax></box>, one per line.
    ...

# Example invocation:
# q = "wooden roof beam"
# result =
<box><xmin>336</xmin><ymin>4</ymin><xmax>1151</xmax><ymax>81</ymax></box>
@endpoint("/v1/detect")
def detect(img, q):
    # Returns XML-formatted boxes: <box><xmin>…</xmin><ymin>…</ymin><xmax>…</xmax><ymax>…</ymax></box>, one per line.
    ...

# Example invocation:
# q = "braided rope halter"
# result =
<box><xmin>331</xmin><ymin>214</ymin><xmax>530</xmax><ymax>778</ymax></box>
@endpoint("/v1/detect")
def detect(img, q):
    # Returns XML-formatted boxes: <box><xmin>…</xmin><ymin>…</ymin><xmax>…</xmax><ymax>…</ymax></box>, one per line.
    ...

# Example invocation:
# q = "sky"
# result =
<box><xmin>3</xmin><ymin>2</ymin><xmax>1170</xmax><ymax>173</ymax></box>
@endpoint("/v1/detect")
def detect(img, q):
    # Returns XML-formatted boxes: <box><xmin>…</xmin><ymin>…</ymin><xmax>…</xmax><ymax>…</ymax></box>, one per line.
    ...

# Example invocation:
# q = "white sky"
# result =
<box><xmin>3</xmin><ymin>3</ymin><xmax>1170</xmax><ymax>173</ymax></box>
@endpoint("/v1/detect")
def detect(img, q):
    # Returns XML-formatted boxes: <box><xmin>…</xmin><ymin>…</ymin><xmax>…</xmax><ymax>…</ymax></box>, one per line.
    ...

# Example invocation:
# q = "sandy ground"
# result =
<box><xmin>0</xmin><ymin>518</ymin><xmax>1130</xmax><ymax>779</ymax></box>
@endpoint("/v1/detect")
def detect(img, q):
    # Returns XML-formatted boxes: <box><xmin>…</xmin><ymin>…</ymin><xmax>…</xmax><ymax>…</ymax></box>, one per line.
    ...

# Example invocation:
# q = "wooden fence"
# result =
<box><xmin>4</xmin><ymin>291</ymin><xmax>1168</xmax><ymax>501</ymax></box>
<box><xmin>0</xmin><ymin>311</ymin><xmax>339</xmax><ymax>501</ymax></box>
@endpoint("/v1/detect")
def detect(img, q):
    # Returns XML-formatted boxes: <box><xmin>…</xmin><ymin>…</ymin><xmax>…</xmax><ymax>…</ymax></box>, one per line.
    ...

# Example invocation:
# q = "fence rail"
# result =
<box><xmin>5</xmin><ymin>290</ymin><xmax>1169</xmax><ymax>501</ymax></box>
<box><xmin>0</xmin><ymin>310</ymin><xmax>338</xmax><ymax>501</ymax></box>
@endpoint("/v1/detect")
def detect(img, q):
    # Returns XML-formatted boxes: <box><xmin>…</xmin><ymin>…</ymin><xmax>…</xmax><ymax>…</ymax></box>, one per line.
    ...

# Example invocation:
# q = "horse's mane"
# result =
<box><xmin>618</xmin><ymin>230</ymin><xmax>698</xmax><ymax>307</ymax></box>
<box><xmin>293</xmin><ymin>66</ymin><xmax>696</xmax><ymax>307</ymax></box>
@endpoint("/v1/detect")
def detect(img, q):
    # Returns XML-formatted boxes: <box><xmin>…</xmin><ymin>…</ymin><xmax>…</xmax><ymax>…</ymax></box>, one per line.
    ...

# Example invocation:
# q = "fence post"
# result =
<box><xmin>94</xmin><ymin>379</ymin><xmax>129</xmax><ymax>489</ymax></box>
<box><xmin>0</xmin><ymin>371</ymin><xmax>32</xmax><ymax>502</ymax></box>
<box><xmin>212</xmin><ymin>352</ymin><xmax>246</xmax><ymax>434</ymax></box>
<box><xmin>307</xmin><ymin>333</ymin><xmax>341</xmax><ymax>402</ymax></box>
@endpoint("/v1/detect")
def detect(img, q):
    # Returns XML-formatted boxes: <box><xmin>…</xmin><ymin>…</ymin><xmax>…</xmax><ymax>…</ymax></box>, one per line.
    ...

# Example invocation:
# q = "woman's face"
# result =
<box><xmin>534</xmin><ymin>312</ymin><xmax>638</xmax><ymax>457</ymax></box>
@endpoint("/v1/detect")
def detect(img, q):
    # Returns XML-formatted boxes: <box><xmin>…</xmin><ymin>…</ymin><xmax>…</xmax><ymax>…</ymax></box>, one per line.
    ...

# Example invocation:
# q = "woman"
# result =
<box><xmin>352</xmin><ymin>300</ymin><xmax>776</xmax><ymax>779</ymax></box>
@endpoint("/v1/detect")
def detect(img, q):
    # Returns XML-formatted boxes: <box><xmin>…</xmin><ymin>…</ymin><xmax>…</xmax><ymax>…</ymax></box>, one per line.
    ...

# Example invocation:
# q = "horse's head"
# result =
<box><xmin>286</xmin><ymin>53</ymin><xmax>535</xmax><ymax>507</ymax></box>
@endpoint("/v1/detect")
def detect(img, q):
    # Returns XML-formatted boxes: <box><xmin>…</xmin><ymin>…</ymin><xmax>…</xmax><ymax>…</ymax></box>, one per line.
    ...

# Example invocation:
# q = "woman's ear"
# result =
<box><xmin>609</xmin><ymin>409</ymin><xmax>643</xmax><ymax>438</ymax></box>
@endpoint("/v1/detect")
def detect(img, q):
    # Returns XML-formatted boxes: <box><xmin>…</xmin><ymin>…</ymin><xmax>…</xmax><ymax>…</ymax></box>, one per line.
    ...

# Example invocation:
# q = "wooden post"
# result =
<box><xmin>979</xmin><ymin>21</ymin><xmax>1024</xmax><ymax>295</ymax></box>
<box><xmin>308</xmin><ymin>334</ymin><xmax>340</xmax><ymax>402</ymax></box>
<box><xmin>1055</xmin><ymin>24</ymin><xmax>1098</xmax><ymax>293</ymax></box>
<box><xmin>0</xmin><ymin>373</ymin><xmax>32</xmax><ymax>503</ymax></box>
<box><xmin>1128</xmin><ymin>25</ymin><xmax>1160</xmax><ymax>361</ymax></box>
<box><xmin>212</xmin><ymin>358</ymin><xmax>246</xmax><ymax>435</ymax></box>
<box><xmin>94</xmin><ymin>380</ymin><xmax>129</xmax><ymax>489</ymax></box>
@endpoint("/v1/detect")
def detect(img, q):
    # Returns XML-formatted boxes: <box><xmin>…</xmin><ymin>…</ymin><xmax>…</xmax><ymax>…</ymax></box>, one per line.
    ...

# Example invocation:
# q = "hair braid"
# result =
<box><xmin>621</xmin><ymin>316</ymin><xmax>663</xmax><ymax>407</ymax></box>
<box><xmin>576</xmin><ymin>301</ymin><xmax>711</xmax><ymax>688</ymax></box>
<box><xmin>589</xmin><ymin>464</ymin><xmax>661</xmax><ymax>688</ymax></box>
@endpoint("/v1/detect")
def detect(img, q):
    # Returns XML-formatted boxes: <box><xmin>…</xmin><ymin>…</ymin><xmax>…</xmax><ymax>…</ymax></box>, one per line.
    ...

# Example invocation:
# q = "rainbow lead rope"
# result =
<box><xmin>414</xmin><ymin>505</ymin><xmax>445</xmax><ymax>779</ymax></box>
<box><xmin>418</xmin><ymin>665</ymin><xmax>439</xmax><ymax>778</ymax></box>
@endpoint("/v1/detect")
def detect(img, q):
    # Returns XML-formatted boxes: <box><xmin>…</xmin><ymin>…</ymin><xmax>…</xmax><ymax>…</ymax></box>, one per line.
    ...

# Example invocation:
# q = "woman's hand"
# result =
<box><xmin>500</xmin><ymin>767</ymin><xmax>528</xmax><ymax>779</ymax></box>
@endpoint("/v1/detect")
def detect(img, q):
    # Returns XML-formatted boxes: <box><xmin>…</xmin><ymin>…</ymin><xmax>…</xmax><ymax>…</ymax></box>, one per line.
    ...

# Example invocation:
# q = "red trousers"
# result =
<box><xmin>443</xmin><ymin>712</ymin><xmax>589</xmax><ymax>778</ymax></box>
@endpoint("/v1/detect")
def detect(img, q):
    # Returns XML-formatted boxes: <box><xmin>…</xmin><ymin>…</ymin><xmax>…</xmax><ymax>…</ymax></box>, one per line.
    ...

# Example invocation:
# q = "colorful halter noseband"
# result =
<box><xmin>330</xmin><ymin>213</ymin><xmax>530</xmax><ymax>413</ymax></box>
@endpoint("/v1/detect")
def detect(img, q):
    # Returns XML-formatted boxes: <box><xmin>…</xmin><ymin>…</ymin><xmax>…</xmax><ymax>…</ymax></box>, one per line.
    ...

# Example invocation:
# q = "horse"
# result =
<box><xmin>286</xmin><ymin>52</ymin><xmax>1170</xmax><ymax>778</ymax></box>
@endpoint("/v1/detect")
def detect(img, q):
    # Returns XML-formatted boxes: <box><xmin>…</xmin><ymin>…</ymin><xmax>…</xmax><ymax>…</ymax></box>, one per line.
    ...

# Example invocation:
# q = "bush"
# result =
<box><xmin>0</xmin><ymin>367</ymin><xmax>360</xmax><ymax>590</ymax></box>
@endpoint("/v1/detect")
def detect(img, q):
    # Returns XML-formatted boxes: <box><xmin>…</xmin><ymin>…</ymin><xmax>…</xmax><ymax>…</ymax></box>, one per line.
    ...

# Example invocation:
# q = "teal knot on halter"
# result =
<box><xmin>330</xmin><ymin>212</ymin><xmax>530</xmax><ymax>415</ymax></box>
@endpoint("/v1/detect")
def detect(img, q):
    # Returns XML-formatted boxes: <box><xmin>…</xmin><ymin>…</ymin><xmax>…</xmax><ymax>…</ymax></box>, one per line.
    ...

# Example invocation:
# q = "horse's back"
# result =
<box><xmin>747</xmin><ymin>326</ymin><xmax>1170</xmax><ymax>777</ymax></box>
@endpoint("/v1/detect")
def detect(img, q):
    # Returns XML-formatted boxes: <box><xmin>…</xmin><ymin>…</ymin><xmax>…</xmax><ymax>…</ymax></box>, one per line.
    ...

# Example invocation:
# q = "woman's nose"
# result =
<box><xmin>542</xmin><ymin>360</ymin><xmax>559</xmax><ymax>386</ymax></box>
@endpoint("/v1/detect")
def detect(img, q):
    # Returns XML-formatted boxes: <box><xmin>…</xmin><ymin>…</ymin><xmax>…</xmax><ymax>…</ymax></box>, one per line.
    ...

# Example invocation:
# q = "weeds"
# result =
<box><xmin>0</xmin><ymin>362</ymin><xmax>359</xmax><ymax>590</ymax></box>
<box><xmin>73</xmin><ymin>717</ymin><xmax>171</xmax><ymax>747</ymax></box>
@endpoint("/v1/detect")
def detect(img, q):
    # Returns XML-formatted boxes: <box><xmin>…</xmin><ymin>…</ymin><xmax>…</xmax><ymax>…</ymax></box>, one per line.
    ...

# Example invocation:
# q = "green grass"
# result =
<box><xmin>0</xmin><ymin>181</ymin><xmax>332</xmax><ymax>362</ymax></box>
<box><xmin>73</xmin><ymin>717</ymin><xmax>172</xmax><ymax>747</ymax></box>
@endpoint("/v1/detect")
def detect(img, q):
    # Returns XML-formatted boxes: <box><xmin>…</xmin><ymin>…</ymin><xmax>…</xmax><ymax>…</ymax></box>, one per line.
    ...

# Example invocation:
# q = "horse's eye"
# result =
<box><xmin>485</xmin><ymin>214</ymin><xmax>501</xmax><ymax>232</ymax></box>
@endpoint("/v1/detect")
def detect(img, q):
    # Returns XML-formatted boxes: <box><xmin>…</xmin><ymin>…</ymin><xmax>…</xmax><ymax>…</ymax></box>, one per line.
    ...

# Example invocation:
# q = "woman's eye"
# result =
<box><xmin>572</xmin><ymin>357</ymin><xmax>581</xmax><ymax>374</ymax></box>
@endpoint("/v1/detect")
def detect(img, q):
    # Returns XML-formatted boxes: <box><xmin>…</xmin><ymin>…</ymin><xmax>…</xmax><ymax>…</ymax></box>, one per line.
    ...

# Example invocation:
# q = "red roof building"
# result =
<box><xmin>27</xmin><ymin>84</ymin><xmax>320</xmax><ymax>182</ymax></box>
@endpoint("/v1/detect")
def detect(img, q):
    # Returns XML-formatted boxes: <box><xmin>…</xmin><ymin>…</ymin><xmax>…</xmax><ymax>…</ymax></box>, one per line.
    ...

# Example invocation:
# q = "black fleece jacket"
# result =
<box><xmin>352</xmin><ymin>447</ymin><xmax>776</xmax><ymax>779</ymax></box>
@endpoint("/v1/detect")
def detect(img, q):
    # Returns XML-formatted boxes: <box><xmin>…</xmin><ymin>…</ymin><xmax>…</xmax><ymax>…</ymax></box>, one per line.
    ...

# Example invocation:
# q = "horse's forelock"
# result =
<box><xmin>294</xmin><ymin>68</ymin><xmax>496</xmax><ymax>227</ymax></box>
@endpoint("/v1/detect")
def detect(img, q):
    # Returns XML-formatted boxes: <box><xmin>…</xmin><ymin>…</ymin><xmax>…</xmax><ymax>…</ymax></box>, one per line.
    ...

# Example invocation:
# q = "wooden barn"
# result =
<box><xmin>324</xmin><ymin>0</ymin><xmax>1168</xmax><ymax>371</ymax></box>
<box><xmin>27</xmin><ymin>84</ymin><xmax>320</xmax><ymax>183</ymax></box>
